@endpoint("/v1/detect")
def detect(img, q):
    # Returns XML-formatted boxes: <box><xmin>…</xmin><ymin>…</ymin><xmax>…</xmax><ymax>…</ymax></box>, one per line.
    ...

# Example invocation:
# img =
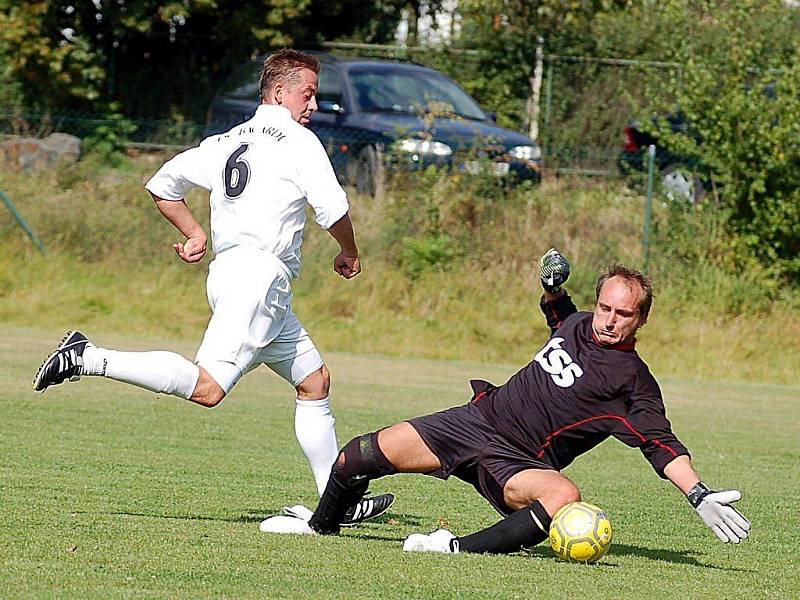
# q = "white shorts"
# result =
<box><xmin>194</xmin><ymin>247</ymin><xmax>323</xmax><ymax>392</ymax></box>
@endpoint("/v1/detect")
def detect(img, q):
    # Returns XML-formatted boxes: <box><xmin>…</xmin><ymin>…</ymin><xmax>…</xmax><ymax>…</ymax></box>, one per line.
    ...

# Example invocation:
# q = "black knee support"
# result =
<box><xmin>334</xmin><ymin>431</ymin><xmax>398</xmax><ymax>485</ymax></box>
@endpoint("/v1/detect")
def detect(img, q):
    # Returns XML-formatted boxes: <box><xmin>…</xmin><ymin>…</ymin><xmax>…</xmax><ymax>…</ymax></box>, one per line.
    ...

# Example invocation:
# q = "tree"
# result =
<box><xmin>449</xmin><ymin>1</ymin><xmax>632</xmax><ymax>130</ymax></box>
<box><xmin>298</xmin><ymin>1</ymin><xmax>443</xmax><ymax>46</ymax></box>
<box><xmin>0</xmin><ymin>1</ymin><xmax>105</xmax><ymax>109</ymax></box>
<box><xmin>639</xmin><ymin>1</ymin><xmax>800</xmax><ymax>282</ymax></box>
<box><xmin>0</xmin><ymin>0</ymin><xmax>423</xmax><ymax>121</ymax></box>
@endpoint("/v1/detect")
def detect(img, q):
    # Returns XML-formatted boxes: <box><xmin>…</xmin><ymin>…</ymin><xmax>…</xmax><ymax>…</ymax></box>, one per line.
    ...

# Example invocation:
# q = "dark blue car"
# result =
<box><xmin>207</xmin><ymin>53</ymin><xmax>543</xmax><ymax>196</ymax></box>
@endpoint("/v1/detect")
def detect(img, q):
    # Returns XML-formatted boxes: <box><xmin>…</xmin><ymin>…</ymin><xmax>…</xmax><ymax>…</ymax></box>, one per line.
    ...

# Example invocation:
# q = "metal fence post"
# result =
<box><xmin>0</xmin><ymin>190</ymin><xmax>45</xmax><ymax>253</ymax></box>
<box><xmin>643</xmin><ymin>144</ymin><xmax>656</xmax><ymax>271</ymax></box>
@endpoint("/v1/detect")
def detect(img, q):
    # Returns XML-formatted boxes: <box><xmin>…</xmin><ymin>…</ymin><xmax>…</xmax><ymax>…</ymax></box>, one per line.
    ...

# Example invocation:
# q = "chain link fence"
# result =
<box><xmin>539</xmin><ymin>54</ymin><xmax>678</xmax><ymax>176</ymax></box>
<box><xmin>0</xmin><ymin>109</ymin><xmax>204</xmax><ymax>150</ymax></box>
<box><xmin>0</xmin><ymin>43</ymin><xmax>679</xmax><ymax>186</ymax></box>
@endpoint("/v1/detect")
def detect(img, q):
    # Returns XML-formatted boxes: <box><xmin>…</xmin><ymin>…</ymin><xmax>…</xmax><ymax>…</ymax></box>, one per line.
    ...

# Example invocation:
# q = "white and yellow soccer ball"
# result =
<box><xmin>549</xmin><ymin>501</ymin><xmax>613</xmax><ymax>564</ymax></box>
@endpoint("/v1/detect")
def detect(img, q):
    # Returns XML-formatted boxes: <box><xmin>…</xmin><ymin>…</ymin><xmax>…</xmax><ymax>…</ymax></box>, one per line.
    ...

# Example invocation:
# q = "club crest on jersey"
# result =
<box><xmin>534</xmin><ymin>337</ymin><xmax>584</xmax><ymax>388</ymax></box>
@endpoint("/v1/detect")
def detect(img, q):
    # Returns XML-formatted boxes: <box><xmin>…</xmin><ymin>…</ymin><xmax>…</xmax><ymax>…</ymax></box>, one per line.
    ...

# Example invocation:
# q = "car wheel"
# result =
<box><xmin>661</xmin><ymin>163</ymin><xmax>707</xmax><ymax>204</ymax></box>
<box><xmin>354</xmin><ymin>145</ymin><xmax>384</xmax><ymax>198</ymax></box>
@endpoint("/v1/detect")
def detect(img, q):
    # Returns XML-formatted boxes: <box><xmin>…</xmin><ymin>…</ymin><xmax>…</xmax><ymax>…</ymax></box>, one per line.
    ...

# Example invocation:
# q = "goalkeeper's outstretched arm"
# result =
<box><xmin>664</xmin><ymin>455</ymin><xmax>751</xmax><ymax>544</ymax></box>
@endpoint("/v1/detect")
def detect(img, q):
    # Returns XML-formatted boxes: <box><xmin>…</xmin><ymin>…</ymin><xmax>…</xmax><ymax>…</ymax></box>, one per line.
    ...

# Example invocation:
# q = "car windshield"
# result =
<box><xmin>221</xmin><ymin>61</ymin><xmax>261</xmax><ymax>100</ymax></box>
<box><xmin>349</xmin><ymin>66</ymin><xmax>486</xmax><ymax>121</ymax></box>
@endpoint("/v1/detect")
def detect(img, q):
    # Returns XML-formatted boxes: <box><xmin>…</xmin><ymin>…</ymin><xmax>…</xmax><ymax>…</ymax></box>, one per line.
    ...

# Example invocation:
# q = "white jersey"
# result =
<box><xmin>145</xmin><ymin>104</ymin><xmax>348</xmax><ymax>278</ymax></box>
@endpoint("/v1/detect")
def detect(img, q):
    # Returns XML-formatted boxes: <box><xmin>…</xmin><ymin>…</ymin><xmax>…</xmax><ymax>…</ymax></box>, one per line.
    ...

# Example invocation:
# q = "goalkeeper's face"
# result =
<box><xmin>592</xmin><ymin>276</ymin><xmax>647</xmax><ymax>346</ymax></box>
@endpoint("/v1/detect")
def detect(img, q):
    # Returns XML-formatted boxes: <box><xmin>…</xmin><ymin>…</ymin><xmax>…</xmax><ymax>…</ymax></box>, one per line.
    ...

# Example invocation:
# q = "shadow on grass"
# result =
<box><xmin>94</xmin><ymin>509</ymin><xmax>281</xmax><ymax>524</ymax></box>
<box><xmin>94</xmin><ymin>509</ymin><xmax>418</xmax><ymax>528</ymax></box>
<box><xmin>524</xmin><ymin>543</ymin><xmax>756</xmax><ymax>572</ymax></box>
<box><xmin>359</xmin><ymin>511</ymin><xmax>424</xmax><ymax>527</ymax></box>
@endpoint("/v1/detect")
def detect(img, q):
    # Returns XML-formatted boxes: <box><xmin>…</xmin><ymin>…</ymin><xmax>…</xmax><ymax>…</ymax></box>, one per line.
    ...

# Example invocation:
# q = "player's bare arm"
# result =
<box><xmin>150</xmin><ymin>192</ymin><xmax>207</xmax><ymax>263</ymax></box>
<box><xmin>663</xmin><ymin>454</ymin><xmax>701</xmax><ymax>494</ymax></box>
<box><xmin>326</xmin><ymin>213</ymin><xmax>361</xmax><ymax>279</ymax></box>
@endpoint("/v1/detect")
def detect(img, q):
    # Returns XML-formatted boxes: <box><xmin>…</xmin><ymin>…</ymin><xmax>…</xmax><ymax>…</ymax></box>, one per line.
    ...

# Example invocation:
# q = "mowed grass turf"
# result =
<box><xmin>1</xmin><ymin>325</ymin><xmax>797</xmax><ymax>599</ymax></box>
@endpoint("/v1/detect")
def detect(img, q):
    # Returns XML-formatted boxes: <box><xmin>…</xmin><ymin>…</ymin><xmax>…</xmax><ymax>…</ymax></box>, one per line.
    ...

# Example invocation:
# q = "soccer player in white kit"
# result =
<box><xmin>33</xmin><ymin>49</ymin><xmax>394</xmax><ymax>525</ymax></box>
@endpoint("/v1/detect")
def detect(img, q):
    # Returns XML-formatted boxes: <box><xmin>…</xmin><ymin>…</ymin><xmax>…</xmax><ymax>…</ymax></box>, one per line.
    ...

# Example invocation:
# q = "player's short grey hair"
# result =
<box><xmin>595</xmin><ymin>264</ymin><xmax>654</xmax><ymax>320</ymax></box>
<box><xmin>259</xmin><ymin>49</ymin><xmax>320</xmax><ymax>101</ymax></box>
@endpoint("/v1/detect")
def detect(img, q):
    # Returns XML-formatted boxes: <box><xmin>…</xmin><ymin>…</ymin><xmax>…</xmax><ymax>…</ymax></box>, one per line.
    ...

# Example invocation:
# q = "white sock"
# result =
<box><xmin>82</xmin><ymin>345</ymin><xmax>200</xmax><ymax>400</ymax></box>
<box><xmin>294</xmin><ymin>397</ymin><xmax>338</xmax><ymax>496</ymax></box>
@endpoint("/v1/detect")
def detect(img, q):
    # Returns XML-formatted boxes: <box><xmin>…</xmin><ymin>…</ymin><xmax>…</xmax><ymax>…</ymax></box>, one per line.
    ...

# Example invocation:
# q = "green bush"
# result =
<box><xmin>644</xmin><ymin>2</ymin><xmax>800</xmax><ymax>283</ymax></box>
<box><xmin>81</xmin><ymin>105</ymin><xmax>138</xmax><ymax>167</ymax></box>
<box><xmin>427</xmin><ymin>1</ymin><xmax>800</xmax><ymax>282</ymax></box>
<box><xmin>399</xmin><ymin>233</ymin><xmax>460</xmax><ymax>278</ymax></box>
<box><xmin>378</xmin><ymin>165</ymin><xmax>508</xmax><ymax>277</ymax></box>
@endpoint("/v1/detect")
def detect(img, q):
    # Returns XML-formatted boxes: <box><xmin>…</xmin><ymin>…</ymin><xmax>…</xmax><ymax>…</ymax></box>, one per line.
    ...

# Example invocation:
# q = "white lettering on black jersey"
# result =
<box><xmin>473</xmin><ymin>296</ymin><xmax>689</xmax><ymax>478</ymax></box>
<box><xmin>533</xmin><ymin>337</ymin><xmax>584</xmax><ymax>388</ymax></box>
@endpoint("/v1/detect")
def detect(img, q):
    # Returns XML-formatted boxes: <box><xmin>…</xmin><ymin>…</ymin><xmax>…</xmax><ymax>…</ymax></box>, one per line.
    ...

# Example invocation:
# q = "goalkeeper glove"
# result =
<box><xmin>539</xmin><ymin>248</ymin><xmax>570</xmax><ymax>293</ymax></box>
<box><xmin>687</xmin><ymin>482</ymin><xmax>751</xmax><ymax>544</ymax></box>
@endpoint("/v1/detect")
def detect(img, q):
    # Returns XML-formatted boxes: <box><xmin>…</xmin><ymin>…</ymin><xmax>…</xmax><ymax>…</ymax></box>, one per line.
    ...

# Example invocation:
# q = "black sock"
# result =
<box><xmin>308</xmin><ymin>472</ymin><xmax>368</xmax><ymax>535</ymax></box>
<box><xmin>454</xmin><ymin>500</ymin><xmax>552</xmax><ymax>554</ymax></box>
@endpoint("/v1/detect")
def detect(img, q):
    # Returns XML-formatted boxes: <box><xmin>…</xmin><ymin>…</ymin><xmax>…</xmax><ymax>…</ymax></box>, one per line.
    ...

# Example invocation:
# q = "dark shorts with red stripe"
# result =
<box><xmin>407</xmin><ymin>401</ymin><xmax>553</xmax><ymax>517</ymax></box>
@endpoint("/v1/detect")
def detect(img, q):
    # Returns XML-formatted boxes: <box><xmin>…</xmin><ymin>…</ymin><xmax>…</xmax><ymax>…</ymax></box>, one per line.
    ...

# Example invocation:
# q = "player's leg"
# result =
<box><xmin>262</xmin><ymin>403</ymin><xmax>482</xmax><ymax>535</ymax></box>
<box><xmin>377</xmin><ymin>422</ymin><xmax>443</xmax><ymax>471</ymax></box>
<box><xmin>193</xmin><ymin>249</ymin><xmax>291</xmax><ymax>404</ymax></box>
<box><xmin>451</xmin><ymin>468</ymin><xmax>580</xmax><ymax>554</ymax></box>
<box><xmin>294</xmin><ymin>365</ymin><xmax>338</xmax><ymax>497</ymax></box>
<box><xmin>261</xmin><ymin>404</ymin><xmax>488</xmax><ymax>537</ymax></box>
<box><xmin>394</xmin><ymin>405</ymin><xmax>504</xmax><ymax>552</ymax></box>
<box><xmin>259</xmin><ymin>313</ymin><xmax>338</xmax><ymax>497</ymax></box>
<box><xmin>308</xmin><ymin>422</ymin><xmax>441</xmax><ymax>534</ymax></box>
<box><xmin>33</xmin><ymin>250</ymin><xmax>274</xmax><ymax>405</ymax></box>
<box><xmin>33</xmin><ymin>330</ymin><xmax>203</xmax><ymax>401</ymax></box>
<box><xmin>266</xmin><ymin>331</ymin><xmax>399</xmax><ymax>526</ymax></box>
<box><xmin>503</xmin><ymin>468</ymin><xmax>581</xmax><ymax>514</ymax></box>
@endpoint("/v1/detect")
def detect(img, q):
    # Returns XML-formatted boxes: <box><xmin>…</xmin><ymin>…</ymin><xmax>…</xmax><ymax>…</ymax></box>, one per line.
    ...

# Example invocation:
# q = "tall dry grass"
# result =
<box><xmin>1</xmin><ymin>156</ymin><xmax>797</xmax><ymax>384</ymax></box>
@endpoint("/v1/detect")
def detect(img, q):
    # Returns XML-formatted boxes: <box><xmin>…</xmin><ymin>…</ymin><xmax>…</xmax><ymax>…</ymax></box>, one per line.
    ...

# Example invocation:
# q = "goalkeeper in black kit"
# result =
<box><xmin>261</xmin><ymin>249</ymin><xmax>751</xmax><ymax>554</ymax></box>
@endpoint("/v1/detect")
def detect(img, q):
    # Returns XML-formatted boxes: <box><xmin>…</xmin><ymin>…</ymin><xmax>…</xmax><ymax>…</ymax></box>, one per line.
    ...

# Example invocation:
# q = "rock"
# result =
<box><xmin>42</xmin><ymin>133</ymin><xmax>81</xmax><ymax>163</ymax></box>
<box><xmin>0</xmin><ymin>133</ymin><xmax>82</xmax><ymax>171</ymax></box>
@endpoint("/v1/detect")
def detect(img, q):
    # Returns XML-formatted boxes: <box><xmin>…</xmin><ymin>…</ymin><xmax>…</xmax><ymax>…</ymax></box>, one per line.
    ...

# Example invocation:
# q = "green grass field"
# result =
<box><xmin>2</xmin><ymin>325</ymin><xmax>797</xmax><ymax>599</ymax></box>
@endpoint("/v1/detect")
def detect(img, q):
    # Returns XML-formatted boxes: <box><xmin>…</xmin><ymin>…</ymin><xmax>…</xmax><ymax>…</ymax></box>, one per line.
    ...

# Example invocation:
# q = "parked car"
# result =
<box><xmin>618</xmin><ymin>113</ymin><xmax>710</xmax><ymax>203</ymax></box>
<box><xmin>206</xmin><ymin>53</ymin><xmax>543</xmax><ymax>196</ymax></box>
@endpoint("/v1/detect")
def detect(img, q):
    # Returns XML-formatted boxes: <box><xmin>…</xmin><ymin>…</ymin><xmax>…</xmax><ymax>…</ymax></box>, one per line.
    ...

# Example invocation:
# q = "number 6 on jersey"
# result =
<box><xmin>224</xmin><ymin>143</ymin><xmax>250</xmax><ymax>198</ymax></box>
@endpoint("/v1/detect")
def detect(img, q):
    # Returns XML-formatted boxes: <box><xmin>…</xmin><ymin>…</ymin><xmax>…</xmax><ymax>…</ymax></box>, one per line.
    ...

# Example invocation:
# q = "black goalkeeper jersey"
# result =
<box><xmin>473</xmin><ymin>294</ymin><xmax>689</xmax><ymax>478</ymax></box>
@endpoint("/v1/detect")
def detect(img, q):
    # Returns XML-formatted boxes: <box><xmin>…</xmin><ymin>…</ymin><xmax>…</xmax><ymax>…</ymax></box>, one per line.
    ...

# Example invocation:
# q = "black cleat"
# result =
<box><xmin>340</xmin><ymin>492</ymin><xmax>395</xmax><ymax>527</ymax></box>
<box><xmin>33</xmin><ymin>331</ymin><xmax>91</xmax><ymax>392</ymax></box>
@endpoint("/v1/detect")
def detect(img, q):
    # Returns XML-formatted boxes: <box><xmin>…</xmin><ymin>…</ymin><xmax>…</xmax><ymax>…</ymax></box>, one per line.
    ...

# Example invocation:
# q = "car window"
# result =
<box><xmin>318</xmin><ymin>67</ymin><xmax>345</xmax><ymax>104</ymax></box>
<box><xmin>222</xmin><ymin>61</ymin><xmax>261</xmax><ymax>101</ymax></box>
<box><xmin>222</xmin><ymin>59</ymin><xmax>342</xmax><ymax>105</ymax></box>
<box><xmin>349</xmin><ymin>66</ymin><xmax>486</xmax><ymax>121</ymax></box>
